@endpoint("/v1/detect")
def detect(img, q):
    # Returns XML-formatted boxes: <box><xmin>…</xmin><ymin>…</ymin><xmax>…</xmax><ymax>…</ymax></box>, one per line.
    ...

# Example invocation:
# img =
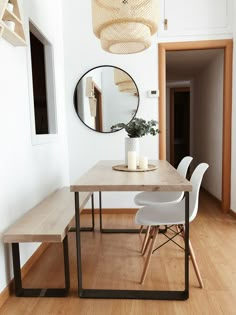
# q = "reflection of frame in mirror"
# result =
<box><xmin>86</xmin><ymin>77</ymin><xmax>94</xmax><ymax>98</ymax></box>
<box><xmin>73</xmin><ymin>65</ymin><xmax>139</xmax><ymax>133</ymax></box>
<box><xmin>85</xmin><ymin>77</ymin><xmax>97</xmax><ymax>118</ymax></box>
<box><xmin>89</xmin><ymin>97</ymin><xmax>97</xmax><ymax>117</ymax></box>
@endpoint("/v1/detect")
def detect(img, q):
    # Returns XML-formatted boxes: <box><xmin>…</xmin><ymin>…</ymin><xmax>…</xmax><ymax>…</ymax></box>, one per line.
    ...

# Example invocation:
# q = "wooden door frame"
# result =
<box><xmin>170</xmin><ymin>87</ymin><xmax>190</xmax><ymax>165</ymax></box>
<box><xmin>158</xmin><ymin>39</ymin><xmax>233</xmax><ymax>212</ymax></box>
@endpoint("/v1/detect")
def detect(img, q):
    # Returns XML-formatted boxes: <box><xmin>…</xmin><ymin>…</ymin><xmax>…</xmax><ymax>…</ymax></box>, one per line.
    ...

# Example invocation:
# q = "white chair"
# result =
<box><xmin>134</xmin><ymin>156</ymin><xmax>193</xmax><ymax>206</ymax></box>
<box><xmin>135</xmin><ymin>156</ymin><xmax>193</xmax><ymax>253</ymax></box>
<box><xmin>135</xmin><ymin>163</ymin><xmax>209</xmax><ymax>286</ymax></box>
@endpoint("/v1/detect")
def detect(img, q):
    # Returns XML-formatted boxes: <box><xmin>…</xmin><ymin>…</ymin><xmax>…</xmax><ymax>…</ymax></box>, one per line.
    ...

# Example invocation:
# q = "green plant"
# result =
<box><xmin>111</xmin><ymin>117</ymin><xmax>160</xmax><ymax>138</ymax></box>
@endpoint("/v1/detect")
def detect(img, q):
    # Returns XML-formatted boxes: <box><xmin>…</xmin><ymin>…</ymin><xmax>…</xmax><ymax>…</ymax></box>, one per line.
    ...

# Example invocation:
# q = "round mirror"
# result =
<box><xmin>73</xmin><ymin>65</ymin><xmax>139</xmax><ymax>133</ymax></box>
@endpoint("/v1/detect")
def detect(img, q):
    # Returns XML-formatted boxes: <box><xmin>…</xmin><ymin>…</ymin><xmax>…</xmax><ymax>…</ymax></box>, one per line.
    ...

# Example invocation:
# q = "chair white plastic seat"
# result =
<box><xmin>135</xmin><ymin>163</ymin><xmax>209</xmax><ymax>286</ymax></box>
<box><xmin>135</xmin><ymin>199</ymin><xmax>187</xmax><ymax>226</ymax></box>
<box><xmin>134</xmin><ymin>156</ymin><xmax>193</xmax><ymax>206</ymax></box>
<box><xmin>134</xmin><ymin>191</ymin><xmax>184</xmax><ymax>206</ymax></box>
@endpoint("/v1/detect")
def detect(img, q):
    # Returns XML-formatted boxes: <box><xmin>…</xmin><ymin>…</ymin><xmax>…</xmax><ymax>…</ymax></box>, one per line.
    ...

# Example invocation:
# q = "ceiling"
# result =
<box><xmin>166</xmin><ymin>49</ymin><xmax>224</xmax><ymax>80</ymax></box>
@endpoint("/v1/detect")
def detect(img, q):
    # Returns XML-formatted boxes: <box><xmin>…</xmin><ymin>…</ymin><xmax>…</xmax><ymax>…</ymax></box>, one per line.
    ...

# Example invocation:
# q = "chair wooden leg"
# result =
<box><xmin>140</xmin><ymin>226</ymin><xmax>159</xmax><ymax>285</ymax></box>
<box><xmin>188</xmin><ymin>240</ymin><xmax>204</xmax><ymax>288</ymax></box>
<box><xmin>180</xmin><ymin>225</ymin><xmax>204</xmax><ymax>288</ymax></box>
<box><xmin>141</xmin><ymin>225</ymin><xmax>151</xmax><ymax>255</ymax></box>
<box><xmin>139</xmin><ymin>225</ymin><xmax>144</xmax><ymax>234</ymax></box>
<box><xmin>142</xmin><ymin>226</ymin><xmax>155</xmax><ymax>256</ymax></box>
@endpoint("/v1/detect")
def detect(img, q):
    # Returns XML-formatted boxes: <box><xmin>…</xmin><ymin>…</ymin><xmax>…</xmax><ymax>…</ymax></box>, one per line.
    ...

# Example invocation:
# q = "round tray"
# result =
<box><xmin>112</xmin><ymin>164</ymin><xmax>158</xmax><ymax>172</ymax></box>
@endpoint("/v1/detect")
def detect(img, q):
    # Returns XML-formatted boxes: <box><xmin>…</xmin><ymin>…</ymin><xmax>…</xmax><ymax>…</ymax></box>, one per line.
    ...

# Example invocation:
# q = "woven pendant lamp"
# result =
<box><xmin>114</xmin><ymin>68</ymin><xmax>137</xmax><ymax>93</ymax></box>
<box><xmin>92</xmin><ymin>0</ymin><xmax>159</xmax><ymax>54</ymax></box>
<box><xmin>118</xmin><ymin>81</ymin><xmax>137</xmax><ymax>93</ymax></box>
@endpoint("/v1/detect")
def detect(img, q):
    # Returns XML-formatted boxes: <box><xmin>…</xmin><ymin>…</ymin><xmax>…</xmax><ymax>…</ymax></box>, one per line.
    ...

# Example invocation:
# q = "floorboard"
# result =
<box><xmin>1</xmin><ymin>191</ymin><xmax>236</xmax><ymax>315</ymax></box>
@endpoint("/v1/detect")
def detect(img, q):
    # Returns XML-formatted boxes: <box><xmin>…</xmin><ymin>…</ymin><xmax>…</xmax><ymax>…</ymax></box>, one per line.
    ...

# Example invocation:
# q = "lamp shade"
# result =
<box><xmin>118</xmin><ymin>81</ymin><xmax>137</xmax><ymax>93</ymax></box>
<box><xmin>114</xmin><ymin>68</ymin><xmax>137</xmax><ymax>93</ymax></box>
<box><xmin>92</xmin><ymin>0</ymin><xmax>159</xmax><ymax>54</ymax></box>
<box><xmin>114</xmin><ymin>68</ymin><xmax>132</xmax><ymax>85</ymax></box>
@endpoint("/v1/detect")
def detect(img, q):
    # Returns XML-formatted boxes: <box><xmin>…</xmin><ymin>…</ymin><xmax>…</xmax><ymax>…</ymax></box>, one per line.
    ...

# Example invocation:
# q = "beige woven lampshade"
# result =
<box><xmin>92</xmin><ymin>0</ymin><xmax>159</xmax><ymax>54</ymax></box>
<box><xmin>118</xmin><ymin>81</ymin><xmax>137</xmax><ymax>93</ymax></box>
<box><xmin>114</xmin><ymin>68</ymin><xmax>137</xmax><ymax>93</ymax></box>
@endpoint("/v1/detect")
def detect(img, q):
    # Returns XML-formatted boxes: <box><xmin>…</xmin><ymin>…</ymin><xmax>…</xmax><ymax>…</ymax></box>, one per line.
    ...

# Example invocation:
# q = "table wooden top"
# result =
<box><xmin>70</xmin><ymin>160</ymin><xmax>192</xmax><ymax>192</ymax></box>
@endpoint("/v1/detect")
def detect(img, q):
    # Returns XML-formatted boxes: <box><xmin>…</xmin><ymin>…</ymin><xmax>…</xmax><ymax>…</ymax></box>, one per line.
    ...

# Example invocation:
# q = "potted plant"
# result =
<box><xmin>111</xmin><ymin>118</ymin><xmax>160</xmax><ymax>164</ymax></box>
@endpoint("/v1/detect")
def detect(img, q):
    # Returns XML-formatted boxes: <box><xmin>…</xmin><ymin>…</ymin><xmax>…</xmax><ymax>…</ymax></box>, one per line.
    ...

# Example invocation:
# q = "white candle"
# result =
<box><xmin>128</xmin><ymin>151</ymin><xmax>137</xmax><ymax>170</ymax></box>
<box><xmin>139</xmin><ymin>156</ymin><xmax>148</xmax><ymax>170</ymax></box>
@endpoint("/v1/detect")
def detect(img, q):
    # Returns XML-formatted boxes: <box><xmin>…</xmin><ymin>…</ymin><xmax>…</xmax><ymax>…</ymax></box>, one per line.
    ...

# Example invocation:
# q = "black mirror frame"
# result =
<box><xmin>73</xmin><ymin>65</ymin><xmax>140</xmax><ymax>134</ymax></box>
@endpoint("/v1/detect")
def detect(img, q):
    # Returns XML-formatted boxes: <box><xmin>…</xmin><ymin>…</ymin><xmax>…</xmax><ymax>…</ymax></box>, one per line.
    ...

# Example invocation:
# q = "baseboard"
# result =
<box><xmin>82</xmin><ymin>208</ymin><xmax>138</xmax><ymax>214</ymax></box>
<box><xmin>0</xmin><ymin>284</ymin><xmax>12</xmax><ymax>311</ymax></box>
<box><xmin>229</xmin><ymin>209</ymin><xmax>236</xmax><ymax>219</ymax></box>
<box><xmin>0</xmin><ymin>243</ymin><xmax>50</xmax><ymax>309</ymax></box>
<box><xmin>201</xmin><ymin>188</ymin><xmax>236</xmax><ymax>218</ymax></box>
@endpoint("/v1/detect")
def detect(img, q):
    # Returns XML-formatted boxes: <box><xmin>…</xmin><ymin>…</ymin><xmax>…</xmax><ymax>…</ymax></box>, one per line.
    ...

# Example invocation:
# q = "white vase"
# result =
<box><xmin>125</xmin><ymin>137</ymin><xmax>139</xmax><ymax>165</ymax></box>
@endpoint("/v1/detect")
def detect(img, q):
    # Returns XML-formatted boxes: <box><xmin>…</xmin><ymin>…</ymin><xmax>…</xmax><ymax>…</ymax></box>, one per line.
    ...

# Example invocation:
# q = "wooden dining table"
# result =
<box><xmin>70</xmin><ymin>160</ymin><xmax>192</xmax><ymax>300</ymax></box>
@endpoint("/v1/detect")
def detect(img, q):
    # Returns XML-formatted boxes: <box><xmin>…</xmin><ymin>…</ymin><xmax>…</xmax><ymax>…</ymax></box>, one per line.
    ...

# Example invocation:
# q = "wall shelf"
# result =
<box><xmin>0</xmin><ymin>0</ymin><xmax>26</xmax><ymax>46</ymax></box>
<box><xmin>0</xmin><ymin>23</ymin><xmax>4</xmax><ymax>37</ymax></box>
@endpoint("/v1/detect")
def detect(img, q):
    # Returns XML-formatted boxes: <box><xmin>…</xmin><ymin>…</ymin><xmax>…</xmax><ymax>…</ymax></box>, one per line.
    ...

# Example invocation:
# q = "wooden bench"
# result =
<box><xmin>3</xmin><ymin>187</ymin><xmax>94</xmax><ymax>297</ymax></box>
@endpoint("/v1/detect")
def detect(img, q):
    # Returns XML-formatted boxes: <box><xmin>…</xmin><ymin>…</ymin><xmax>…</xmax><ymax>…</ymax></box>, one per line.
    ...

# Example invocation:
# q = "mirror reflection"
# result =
<box><xmin>73</xmin><ymin>65</ymin><xmax>139</xmax><ymax>133</ymax></box>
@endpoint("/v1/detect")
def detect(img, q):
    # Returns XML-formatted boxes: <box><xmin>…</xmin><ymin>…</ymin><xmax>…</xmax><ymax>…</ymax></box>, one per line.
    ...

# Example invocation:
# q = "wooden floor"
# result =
<box><xmin>1</xmin><ymin>191</ymin><xmax>236</xmax><ymax>315</ymax></box>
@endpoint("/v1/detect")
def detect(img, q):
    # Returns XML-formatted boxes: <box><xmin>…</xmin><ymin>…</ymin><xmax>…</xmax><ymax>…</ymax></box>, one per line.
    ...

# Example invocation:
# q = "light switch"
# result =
<box><xmin>147</xmin><ymin>90</ymin><xmax>159</xmax><ymax>98</ymax></box>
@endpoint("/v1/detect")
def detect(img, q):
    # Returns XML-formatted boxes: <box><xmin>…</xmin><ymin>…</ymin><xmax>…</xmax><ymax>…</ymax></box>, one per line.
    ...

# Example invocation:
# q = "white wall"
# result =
<box><xmin>62</xmin><ymin>1</ymin><xmax>159</xmax><ymax>208</ymax></box>
<box><xmin>0</xmin><ymin>0</ymin><xmax>68</xmax><ymax>294</ymax></box>
<box><xmin>192</xmin><ymin>52</ymin><xmax>224</xmax><ymax>200</ymax></box>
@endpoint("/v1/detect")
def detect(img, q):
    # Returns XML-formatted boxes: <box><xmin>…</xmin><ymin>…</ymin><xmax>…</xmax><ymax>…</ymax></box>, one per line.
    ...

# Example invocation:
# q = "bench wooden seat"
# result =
<box><xmin>3</xmin><ymin>187</ymin><xmax>92</xmax><ymax>243</ymax></box>
<box><xmin>3</xmin><ymin>187</ymin><xmax>94</xmax><ymax>297</ymax></box>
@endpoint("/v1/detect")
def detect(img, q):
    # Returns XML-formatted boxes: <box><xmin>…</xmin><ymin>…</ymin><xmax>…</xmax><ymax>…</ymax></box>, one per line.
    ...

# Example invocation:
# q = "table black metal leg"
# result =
<box><xmin>79</xmin><ymin>289</ymin><xmax>188</xmax><ymax>300</ymax></box>
<box><xmin>99</xmin><ymin>191</ymin><xmax>102</xmax><ymax>231</ymax></box>
<box><xmin>184</xmin><ymin>191</ymin><xmax>189</xmax><ymax>297</ymax></box>
<box><xmin>75</xmin><ymin>192</ymin><xmax>83</xmax><ymax>295</ymax></box>
<box><xmin>79</xmin><ymin>193</ymin><xmax>95</xmax><ymax>231</ymax></box>
<box><xmin>91</xmin><ymin>193</ymin><xmax>95</xmax><ymax>229</ymax></box>
<box><xmin>99</xmin><ymin>191</ymin><xmax>148</xmax><ymax>234</ymax></box>
<box><xmin>70</xmin><ymin>193</ymin><xmax>95</xmax><ymax>233</ymax></box>
<box><xmin>76</xmin><ymin>190</ymin><xmax>190</xmax><ymax>300</ymax></box>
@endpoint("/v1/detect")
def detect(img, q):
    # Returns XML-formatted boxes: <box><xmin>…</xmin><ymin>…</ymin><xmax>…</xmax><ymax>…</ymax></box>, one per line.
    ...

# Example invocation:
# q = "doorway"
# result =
<box><xmin>170</xmin><ymin>87</ymin><xmax>190</xmax><ymax>168</ymax></box>
<box><xmin>158</xmin><ymin>40</ymin><xmax>233</xmax><ymax>212</ymax></box>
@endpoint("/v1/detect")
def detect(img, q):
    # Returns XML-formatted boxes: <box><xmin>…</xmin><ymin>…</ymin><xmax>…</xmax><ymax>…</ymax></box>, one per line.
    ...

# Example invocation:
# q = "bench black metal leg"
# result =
<box><xmin>12</xmin><ymin>243</ymin><xmax>22</xmax><ymax>296</ymax></box>
<box><xmin>63</xmin><ymin>236</ymin><xmax>70</xmax><ymax>291</ymax></box>
<box><xmin>12</xmin><ymin>237</ymin><xmax>70</xmax><ymax>297</ymax></box>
